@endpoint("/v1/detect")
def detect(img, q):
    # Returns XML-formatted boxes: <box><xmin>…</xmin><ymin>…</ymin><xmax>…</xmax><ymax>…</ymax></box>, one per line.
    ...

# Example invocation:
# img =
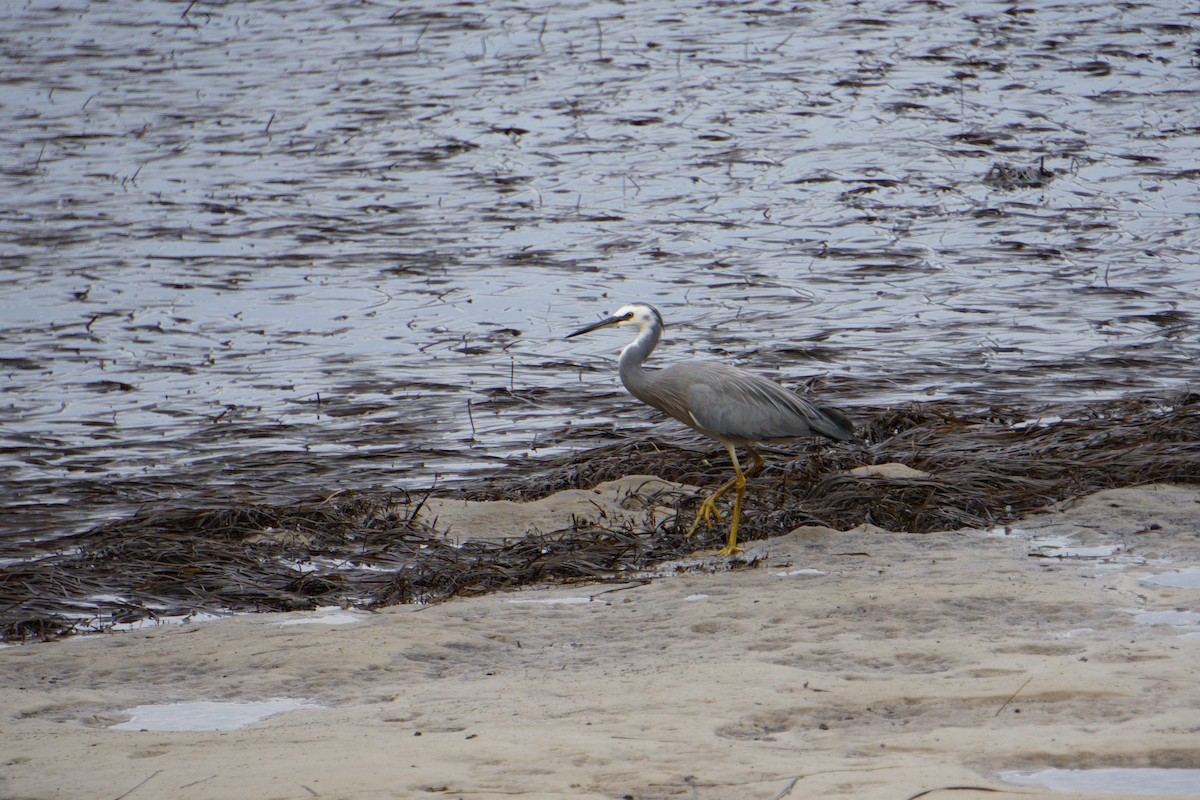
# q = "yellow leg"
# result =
<box><xmin>685</xmin><ymin>447</ymin><xmax>762</xmax><ymax>555</ymax></box>
<box><xmin>716</xmin><ymin>445</ymin><xmax>747</xmax><ymax>556</ymax></box>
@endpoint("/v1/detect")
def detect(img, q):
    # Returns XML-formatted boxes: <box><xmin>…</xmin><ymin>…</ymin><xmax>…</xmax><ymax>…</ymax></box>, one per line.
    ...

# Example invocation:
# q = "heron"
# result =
<box><xmin>566</xmin><ymin>303</ymin><xmax>854</xmax><ymax>556</ymax></box>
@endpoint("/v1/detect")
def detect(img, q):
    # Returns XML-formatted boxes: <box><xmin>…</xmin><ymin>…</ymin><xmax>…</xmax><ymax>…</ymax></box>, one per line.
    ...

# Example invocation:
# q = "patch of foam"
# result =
<box><xmin>109</xmin><ymin>698</ymin><xmax>321</xmax><ymax>732</ymax></box>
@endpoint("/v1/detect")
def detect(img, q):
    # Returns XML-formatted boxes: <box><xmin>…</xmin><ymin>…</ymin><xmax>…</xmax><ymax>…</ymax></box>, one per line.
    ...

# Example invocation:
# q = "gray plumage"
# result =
<box><xmin>566</xmin><ymin>302</ymin><xmax>854</xmax><ymax>555</ymax></box>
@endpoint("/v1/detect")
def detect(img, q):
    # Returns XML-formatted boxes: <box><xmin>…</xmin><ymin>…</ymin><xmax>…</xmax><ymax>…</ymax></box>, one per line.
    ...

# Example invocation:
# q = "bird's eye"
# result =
<box><xmin>621</xmin><ymin>312</ymin><xmax>635</xmax><ymax>321</ymax></box>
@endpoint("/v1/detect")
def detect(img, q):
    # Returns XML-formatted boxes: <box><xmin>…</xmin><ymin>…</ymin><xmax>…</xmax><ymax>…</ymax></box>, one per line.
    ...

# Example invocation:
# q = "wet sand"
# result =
<box><xmin>4</xmin><ymin>482</ymin><xmax>1198</xmax><ymax>799</ymax></box>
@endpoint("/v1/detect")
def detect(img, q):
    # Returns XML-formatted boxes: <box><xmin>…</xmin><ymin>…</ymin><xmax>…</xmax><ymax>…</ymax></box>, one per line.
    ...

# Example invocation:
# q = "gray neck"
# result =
<box><xmin>617</xmin><ymin>324</ymin><xmax>660</xmax><ymax>400</ymax></box>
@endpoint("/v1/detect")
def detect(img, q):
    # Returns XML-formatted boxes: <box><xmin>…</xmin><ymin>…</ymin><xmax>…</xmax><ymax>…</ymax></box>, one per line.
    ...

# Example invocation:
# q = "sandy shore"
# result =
<box><xmin>3</xmin><ymin>482</ymin><xmax>1199</xmax><ymax>800</ymax></box>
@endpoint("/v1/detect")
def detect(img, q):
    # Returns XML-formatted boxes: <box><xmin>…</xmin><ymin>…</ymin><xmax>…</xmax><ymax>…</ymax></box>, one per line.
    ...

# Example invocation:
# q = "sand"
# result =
<box><xmin>3</xmin><ymin>482</ymin><xmax>1199</xmax><ymax>800</ymax></box>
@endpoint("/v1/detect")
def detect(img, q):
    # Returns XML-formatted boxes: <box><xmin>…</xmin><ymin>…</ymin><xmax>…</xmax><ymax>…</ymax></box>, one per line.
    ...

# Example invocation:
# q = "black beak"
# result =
<box><xmin>565</xmin><ymin>313</ymin><xmax>627</xmax><ymax>339</ymax></box>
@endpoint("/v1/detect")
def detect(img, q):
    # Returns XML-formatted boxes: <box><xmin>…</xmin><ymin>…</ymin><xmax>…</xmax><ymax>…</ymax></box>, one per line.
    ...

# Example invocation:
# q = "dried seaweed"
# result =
<box><xmin>3</xmin><ymin>394</ymin><xmax>1197</xmax><ymax>641</ymax></box>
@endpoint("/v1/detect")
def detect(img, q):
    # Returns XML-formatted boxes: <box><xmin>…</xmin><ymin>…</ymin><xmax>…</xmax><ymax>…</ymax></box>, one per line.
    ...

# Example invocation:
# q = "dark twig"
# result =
<box><xmin>995</xmin><ymin>676</ymin><xmax>1034</xmax><ymax>717</ymax></box>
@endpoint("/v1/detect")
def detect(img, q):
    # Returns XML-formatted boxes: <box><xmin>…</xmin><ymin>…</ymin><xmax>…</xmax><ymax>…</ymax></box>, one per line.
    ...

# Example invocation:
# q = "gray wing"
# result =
<box><xmin>641</xmin><ymin>361</ymin><xmax>854</xmax><ymax>444</ymax></box>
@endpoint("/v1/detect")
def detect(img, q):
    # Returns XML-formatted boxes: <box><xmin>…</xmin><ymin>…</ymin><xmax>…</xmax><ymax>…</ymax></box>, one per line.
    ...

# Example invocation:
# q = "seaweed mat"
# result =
<box><xmin>3</xmin><ymin>395</ymin><xmax>1197</xmax><ymax>641</ymax></box>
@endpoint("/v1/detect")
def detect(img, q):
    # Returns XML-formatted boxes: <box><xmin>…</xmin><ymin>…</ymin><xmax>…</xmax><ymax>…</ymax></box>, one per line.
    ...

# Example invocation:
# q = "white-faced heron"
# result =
<box><xmin>567</xmin><ymin>303</ymin><xmax>854</xmax><ymax>556</ymax></box>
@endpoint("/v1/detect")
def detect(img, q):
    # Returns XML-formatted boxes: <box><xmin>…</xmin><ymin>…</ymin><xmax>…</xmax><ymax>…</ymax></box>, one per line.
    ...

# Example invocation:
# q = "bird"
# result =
<box><xmin>566</xmin><ymin>302</ymin><xmax>854</xmax><ymax>556</ymax></box>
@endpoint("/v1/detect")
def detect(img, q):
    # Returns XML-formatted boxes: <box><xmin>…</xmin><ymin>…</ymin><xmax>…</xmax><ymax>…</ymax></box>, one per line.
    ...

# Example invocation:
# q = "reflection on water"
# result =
<box><xmin>2</xmin><ymin>0</ymin><xmax>1198</xmax><ymax>542</ymax></box>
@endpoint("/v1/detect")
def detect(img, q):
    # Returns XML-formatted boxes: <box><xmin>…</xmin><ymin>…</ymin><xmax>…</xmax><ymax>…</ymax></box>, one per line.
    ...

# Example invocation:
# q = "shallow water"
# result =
<box><xmin>1001</xmin><ymin>767</ymin><xmax>1200</xmax><ymax>796</ymax></box>
<box><xmin>1132</xmin><ymin>609</ymin><xmax>1200</xmax><ymax>628</ymax></box>
<box><xmin>109</xmin><ymin>698</ymin><xmax>320</xmax><ymax>732</ymax></box>
<box><xmin>1142</xmin><ymin>569</ymin><xmax>1200</xmax><ymax>589</ymax></box>
<box><xmin>2</xmin><ymin>0</ymin><xmax>1199</xmax><ymax>542</ymax></box>
<box><xmin>279</xmin><ymin>607</ymin><xmax>364</xmax><ymax>626</ymax></box>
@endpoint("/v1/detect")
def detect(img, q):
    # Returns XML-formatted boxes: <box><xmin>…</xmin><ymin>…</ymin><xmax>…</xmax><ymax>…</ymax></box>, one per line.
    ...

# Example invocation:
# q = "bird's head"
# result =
<box><xmin>566</xmin><ymin>303</ymin><xmax>663</xmax><ymax>339</ymax></box>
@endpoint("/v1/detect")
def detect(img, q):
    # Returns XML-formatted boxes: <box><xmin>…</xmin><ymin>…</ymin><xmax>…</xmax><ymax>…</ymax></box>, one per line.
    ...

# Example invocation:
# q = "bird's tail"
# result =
<box><xmin>811</xmin><ymin>405</ymin><xmax>856</xmax><ymax>442</ymax></box>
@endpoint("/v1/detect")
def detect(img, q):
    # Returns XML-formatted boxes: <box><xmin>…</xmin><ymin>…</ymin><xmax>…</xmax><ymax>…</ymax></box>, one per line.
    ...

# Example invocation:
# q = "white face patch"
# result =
<box><xmin>614</xmin><ymin>304</ymin><xmax>651</xmax><ymax>328</ymax></box>
<box><xmin>612</xmin><ymin>304</ymin><xmax>639</xmax><ymax>322</ymax></box>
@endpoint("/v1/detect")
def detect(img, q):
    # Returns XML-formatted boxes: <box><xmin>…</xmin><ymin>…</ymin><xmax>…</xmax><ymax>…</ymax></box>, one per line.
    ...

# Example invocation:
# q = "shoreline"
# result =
<box><xmin>4</xmin><ymin>395</ymin><xmax>1198</xmax><ymax>643</ymax></box>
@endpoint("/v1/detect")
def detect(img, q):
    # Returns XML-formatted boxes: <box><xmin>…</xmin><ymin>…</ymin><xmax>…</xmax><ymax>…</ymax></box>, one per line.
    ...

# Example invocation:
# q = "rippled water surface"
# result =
<box><xmin>2</xmin><ymin>0</ymin><xmax>1198</xmax><ymax>540</ymax></box>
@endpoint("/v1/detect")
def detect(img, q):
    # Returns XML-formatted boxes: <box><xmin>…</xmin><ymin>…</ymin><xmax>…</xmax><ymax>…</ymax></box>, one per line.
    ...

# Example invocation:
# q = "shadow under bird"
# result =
<box><xmin>566</xmin><ymin>303</ymin><xmax>855</xmax><ymax>556</ymax></box>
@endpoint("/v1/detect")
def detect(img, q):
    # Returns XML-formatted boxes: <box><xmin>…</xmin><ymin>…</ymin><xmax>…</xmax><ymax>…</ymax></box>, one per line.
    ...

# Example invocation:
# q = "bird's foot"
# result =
<box><xmin>685</xmin><ymin>496</ymin><xmax>723</xmax><ymax>538</ymax></box>
<box><xmin>715</xmin><ymin>542</ymin><xmax>745</xmax><ymax>557</ymax></box>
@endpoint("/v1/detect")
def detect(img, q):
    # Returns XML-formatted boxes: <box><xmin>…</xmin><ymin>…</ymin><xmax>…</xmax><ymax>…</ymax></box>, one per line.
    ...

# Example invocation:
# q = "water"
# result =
<box><xmin>506</xmin><ymin>595</ymin><xmax>595</xmax><ymax>605</ymax></box>
<box><xmin>2</xmin><ymin>0</ymin><xmax>1199</xmax><ymax>543</ymax></box>
<box><xmin>1142</xmin><ymin>569</ymin><xmax>1200</xmax><ymax>589</ymax></box>
<box><xmin>108</xmin><ymin>698</ymin><xmax>320</xmax><ymax>732</ymax></box>
<box><xmin>1132</xmin><ymin>610</ymin><xmax>1200</xmax><ymax>627</ymax></box>
<box><xmin>1002</xmin><ymin>767</ymin><xmax>1200</xmax><ymax>796</ymax></box>
<box><xmin>278</xmin><ymin>607</ymin><xmax>364</xmax><ymax>626</ymax></box>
